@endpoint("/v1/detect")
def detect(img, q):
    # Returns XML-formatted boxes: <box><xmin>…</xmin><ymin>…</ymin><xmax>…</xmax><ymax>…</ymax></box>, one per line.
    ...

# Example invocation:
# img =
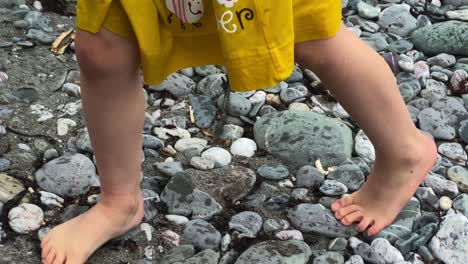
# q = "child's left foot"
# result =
<box><xmin>331</xmin><ymin>132</ymin><xmax>437</xmax><ymax>236</ymax></box>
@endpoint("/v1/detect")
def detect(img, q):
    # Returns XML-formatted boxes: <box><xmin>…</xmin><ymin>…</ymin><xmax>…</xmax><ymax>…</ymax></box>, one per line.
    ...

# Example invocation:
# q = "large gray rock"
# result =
<box><xmin>288</xmin><ymin>203</ymin><xmax>358</xmax><ymax>238</ymax></box>
<box><xmin>234</xmin><ymin>240</ymin><xmax>312</xmax><ymax>264</ymax></box>
<box><xmin>378</xmin><ymin>5</ymin><xmax>417</xmax><ymax>37</ymax></box>
<box><xmin>35</xmin><ymin>154</ymin><xmax>98</xmax><ymax>197</ymax></box>
<box><xmin>429</xmin><ymin>214</ymin><xmax>468</xmax><ymax>263</ymax></box>
<box><xmin>254</xmin><ymin>111</ymin><xmax>353</xmax><ymax>167</ymax></box>
<box><xmin>412</xmin><ymin>21</ymin><xmax>468</xmax><ymax>56</ymax></box>
<box><xmin>183</xmin><ymin>219</ymin><xmax>221</xmax><ymax>250</ymax></box>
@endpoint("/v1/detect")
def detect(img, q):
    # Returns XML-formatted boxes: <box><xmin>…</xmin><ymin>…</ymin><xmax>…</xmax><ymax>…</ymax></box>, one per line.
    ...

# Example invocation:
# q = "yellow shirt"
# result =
<box><xmin>76</xmin><ymin>0</ymin><xmax>342</xmax><ymax>91</ymax></box>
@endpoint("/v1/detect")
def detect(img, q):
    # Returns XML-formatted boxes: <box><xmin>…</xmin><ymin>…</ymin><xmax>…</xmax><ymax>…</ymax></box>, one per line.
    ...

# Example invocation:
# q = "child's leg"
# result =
<box><xmin>295</xmin><ymin>25</ymin><xmax>437</xmax><ymax>236</ymax></box>
<box><xmin>41</xmin><ymin>28</ymin><xmax>145</xmax><ymax>264</ymax></box>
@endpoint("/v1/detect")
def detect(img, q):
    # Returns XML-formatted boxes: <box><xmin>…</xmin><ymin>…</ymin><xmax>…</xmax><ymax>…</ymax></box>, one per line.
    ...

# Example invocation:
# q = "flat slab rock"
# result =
<box><xmin>234</xmin><ymin>240</ymin><xmax>312</xmax><ymax>264</ymax></box>
<box><xmin>288</xmin><ymin>203</ymin><xmax>358</xmax><ymax>238</ymax></box>
<box><xmin>429</xmin><ymin>213</ymin><xmax>468</xmax><ymax>263</ymax></box>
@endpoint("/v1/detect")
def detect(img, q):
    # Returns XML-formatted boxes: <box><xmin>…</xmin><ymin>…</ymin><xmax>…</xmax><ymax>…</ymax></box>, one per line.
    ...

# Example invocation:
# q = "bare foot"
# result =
<box><xmin>331</xmin><ymin>132</ymin><xmax>437</xmax><ymax>236</ymax></box>
<box><xmin>41</xmin><ymin>193</ymin><xmax>144</xmax><ymax>264</ymax></box>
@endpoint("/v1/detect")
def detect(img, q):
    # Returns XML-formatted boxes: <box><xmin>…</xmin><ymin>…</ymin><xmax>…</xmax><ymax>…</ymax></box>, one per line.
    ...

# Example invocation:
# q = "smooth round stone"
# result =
<box><xmin>428</xmin><ymin>53</ymin><xmax>457</xmax><ymax>67</ymax></box>
<box><xmin>188</xmin><ymin>95</ymin><xmax>216</xmax><ymax>129</ymax></box>
<box><xmin>355</xmin><ymin>130</ymin><xmax>375</xmax><ymax>163</ymax></box>
<box><xmin>408</xmin><ymin>105</ymin><xmax>420</xmax><ymax>123</ymax></box>
<box><xmin>262</xmin><ymin>219</ymin><xmax>290</xmax><ymax>235</ymax></box>
<box><xmin>288</xmin><ymin>102</ymin><xmax>310</xmax><ymax>112</ymax></box>
<box><xmin>190</xmin><ymin>156</ymin><xmax>215</xmax><ymax>171</ymax></box>
<box><xmin>142</xmin><ymin>134</ymin><xmax>164</xmax><ymax>150</ymax></box>
<box><xmin>431</xmin><ymin>72</ymin><xmax>449</xmax><ymax>82</ymax></box>
<box><xmin>431</xmin><ymin>97</ymin><xmax>468</xmax><ymax>123</ymax></box>
<box><xmin>415</xmin><ymin>187</ymin><xmax>439</xmax><ymax>211</ymax></box>
<box><xmin>17</xmin><ymin>40</ymin><xmax>34</xmax><ymax>47</ymax></box>
<box><xmin>418</xmin><ymin>108</ymin><xmax>456</xmax><ymax>140</ymax></box>
<box><xmin>438</xmin><ymin>143</ymin><xmax>467</xmax><ymax>161</ymax></box>
<box><xmin>291</xmin><ymin>188</ymin><xmax>309</xmax><ymax>201</ymax></box>
<box><xmin>154</xmin><ymin>161</ymin><xmax>183</xmax><ymax>177</ymax></box>
<box><xmin>39</xmin><ymin>191</ymin><xmax>64</xmax><ymax>208</ymax></box>
<box><xmin>388</xmin><ymin>39</ymin><xmax>414</xmax><ymax>54</ymax></box>
<box><xmin>361</xmin><ymin>34</ymin><xmax>389</xmax><ymax>51</ymax></box>
<box><xmin>175</xmin><ymin>138</ymin><xmax>207</xmax><ymax>152</ymax></box>
<box><xmin>345</xmin><ymin>255</ymin><xmax>365</xmax><ymax>264</ymax></box>
<box><xmin>248</xmin><ymin>91</ymin><xmax>267</xmax><ymax>116</ymax></box>
<box><xmin>263</xmin><ymin>81</ymin><xmax>288</xmax><ymax>94</ymax></box>
<box><xmin>0</xmin><ymin>174</ymin><xmax>25</xmax><ymax>203</ymax></box>
<box><xmin>201</xmin><ymin>147</ymin><xmax>232</xmax><ymax>168</ymax></box>
<box><xmin>320</xmin><ymin>180</ymin><xmax>348</xmax><ymax>196</ymax></box>
<box><xmin>0</xmin><ymin>40</ymin><xmax>14</xmax><ymax>48</ymax></box>
<box><xmin>62</xmin><ymin>83</ymin><xmax>81</xmax><ymax>98</ymax></box>
<box><xmin>329</xmin><ymin>237</ymin><xmax>348</xmax><ymax>251</ymax></box>
<box><xmin>183</xmin><ymin>219</ymin><xmax>221</xmax><ymax>250</ymax></box>
<box><xmin>296</xmin><ymin>165</ymin><xmax>324</xmax><ymax>189</ymax></box>
<box><xmin>371</xmin><ymin>238</ymin><xmax>404</xmax><ymax>263</ymax></box>
<box><xmin>229</xmin><ymin>211</ymin><xmax>263</xmax><ymax>238</ymax></box>
<box><xmin>412</xmin><ymin>21</ymin><xmax>468</xmax><ymax>56</ymax></box>
<box><xmin>453</xmin><ymin>194</ymin><xmax>468</xmax><ymax>217</ymax></box>
<box><xmin>424</xmin><ymin>173</ymin><xmax>459</xmax><ymax>198</ymax></box>
<box><xmin>429</xmin><ymin>214</ymin><xmax>468</xmax><ymax>263</ymax></box>
<box><xmin>26</xmin><ymin>29</ymin><xmax>55</xmax><ymax>44</ymax></box>
<box><xmin>458</xmin><ymin>120</ymin><xmax>468</xmax><ymax>144</ymax></box>
<box><xmin>217</xmin><ymin>93</ymin><xmax>252</xmax><ymax>117</ymax></box>
<box><xmin>399</xmin><ymin>54</ymin><xmax>415</xmax><ymax>72</ymax></box>
<box><xmin>230</xmin><ymin>138</ymin><xmax>257</xmax><ymax>157</ymax></box>
<box><xmin>35</xmin><ymin>154</ymin><xmax>99</xmax><ymax>197</ymax></box>
<box><xmin>379</xmin><ymin>5</ymin><xmax>417</xmax><ymax>37</ymax></box>
<box><xmin>75</xmin><ymin>129</ymin><xmax>92</xmax><ymax>152</ymax></box>
<box><xmin>357</xmin><ymin>1</ymin><xmax>380</xmax><ymax>19</ymax></box>
<box><xmin>280</xmin><ymin>87</ymin><xmax>307</xmax><ymax>104</ymax></box>
<box><xmin>447</xmin><ymin>166</ymin><xmax>468</xmax><ymax>192</ymax></box>
<box><xmin>408</xmin><ymin>98</ymin><xmax>431</xmax><ymax>111</ymax></box>
<box><xmin>327</xmin><ymin>163</ymin><xmax>365</xmax><ymax>191</ymax></box>
<box><xmin>220</xmin><ymin>124</ymin><xmax>244</xmax><ymax>141</ymax></box>
<box><xmin>438</xmin><ymin>196</ymin><xmax>453</xmax><ymax>211</ymax></box>
<box><xmin>157</xmin><ymin>73</ymin><xmax>195</xmax><ymax>97</ymax></box>
<box><xmin>286</xmin><ymin>65</ymin><xmax>304</xmax><ymax>83</ymax></box>
<box><xmin>0</xmin><ymin>159</ymin><xmax>11</xmax><ymax>171</ymax></box>
<box><xmin>275</xmin><ymin>230</ymin><xmax>304</xmax><ymax>241</ymax></box>
<box><xmin>235</xmin><ymin>240</ymin><xmax>311</xmax><ymax>264</ymax></box>
<box><xmin>13</xmin><ymin>19</ymin><xmax>29</xmax><ymax>29</ymax></box>
<box><xmin>257</xmin><ymin>164</ymin><xmax>289</xmax><ymax>180</ymax></box>
<box><xmin>165</xmin><ymin>215</ymin><xmax>190</xmax><ymax>225</ymax></box>
<box><xmin>313</xmin><ymin>252</ymin><xmax>344</xmax><ymax>264</ymax></box>
<box><xmin>196</xmin><ymin>74</ymin><xmax>226</xmax><ymax>98</ymax></box>
<box><xmin>8</xmin><ymin>203</ymin><xmax>44</xmax><ymax>234</ymax></box>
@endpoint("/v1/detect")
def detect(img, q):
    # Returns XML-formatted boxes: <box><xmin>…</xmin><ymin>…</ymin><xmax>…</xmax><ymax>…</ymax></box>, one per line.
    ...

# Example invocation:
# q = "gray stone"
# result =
<box><xmin>415</xmin><ymin>187</ymin><xmax>438</xmax><ymax>211</ymax></box>
<box><xmin>286</xmin><ymin>65</ymin><xmax>304</xmax><ymax>83</ymax></box>
<box><xmin>257</xmin><ymin>164</ymin><xmax>289</xmax><ymax>180</ymax></box>
<box><xmin>196</xmin><ymin>74</ymin><xmax>226</xmax><ymax>99</ymax></box>
<box><xmin>379</xmin><ymin>5</ymin><xmax>417</xmax><ymax>37</ymax></box>
<box><xmin>345</xmin><ymin>255</ymin><xmax>364</xmax><ymax>264</ymax></box>
<box><xmin>26</xmin><ymin>29</ymin><xmax>55</xmax><ymax>44</ymax></box>
<box><xmin>439</xmin><ymin>143</ymin><xmax>467</xmax><ymax>161</ymax></box>
<box><xmin>291</xmin><ymin>188</ymin><xmax>309</xmax><ymax>201</ymax></box>
<box><xmin>327</xmin><ymin>163</ymin><xmax>365</xmax><ymax>191</ymax></box>
<box><xmin>354</xmin><ymin>130</ymin><xmax>375</xmax><ymax>163</ymax></box>
<box><xmin>418</xmin><ymin>108</ymin><xmax>456</xmax><ymax>140</ymax></box>
<box><xmin>195</xmin><ymin>65</ymin><xmax>221</xmax><ymax>76</ymax></box>
<box><xmin>412</xmin><ymin>21</ymin><xmax>468</xmax><ymax>56</ymax></box>
<box><xmin>158</xmin><ymin>73</ymin><xmax>195</xmax><ymax>97</ymax></box>
<box><xmin>230</xmin><ymin>138</ymin><xmax>257</xmax><ymax>157</ymax></box>
<box><xmin>180</xmin><ymin>249</ymin><xmax>220</xmax><ymax>264</ymax></box>
<box><xmin>75</xmin><ymin>129</ymin><xmax>93</xmax><ymax>152</ymax></box>
<box><xmin>357</xmin><ymin>1</ymin><xmax>380</xmax><ymax>19</ymax></box>
<box><xmin>388</xmin><ymin>39</ymin><xmax>414</xmax><ymax>54</ymax></box>
<box><xmin>249</xmin><ymin>91</ymin><xmax>267</xmax><ymax>116</ymax></box>
<box><xmin>217</xmin><ymin>93</ymin><xmax>252</xmax><ymax>117</ymax></box>
<box><xmin>234</xmin><ymin>240</ymin><xmax>311</xmax><ymax>264</ymax></box>
<box><xmin>201</xmin><ymin>147</ymin><xmax>232</xmax><ymax>168</ymax></box>
<box><xmin>432</xmin><ymin>97</ymin><xmax>468</xmax><ymax>123</ymax></box>
<box><xmin>313</xmin><ymin>252</ymin><xmax>344</xmax><ymax>264</ymax></box>
<box><xmin>154</xmin><ymin>161</ymin><xmax>183</xmax><ymax>177</ymax></box>
<box><xmin>189</xmin><ymin>95</ymin><xmax>216</xmax><ymax>128</ymax></box>
<box><xmin>142</xmin><ymin>189</ymin><xmax>160</xmax><ymax>222</ymax></box>
<box><xmin>319</xmin><ymin>180</ymin><xmax>348</xmax><ymax>196</ymax></box>
<box><xmin>280</xmin><ymin>87</ymin><xmax>307</xmax><ymax>104</ymax></box>
<box><xmin>329</xmin><ymin>237</ymin><xmax>348</xmax><ymax>251</ymax></box>
<box><xmin>142</xmin><ymin>134</ymin><xmax>164</xmax><ymax>150</ymax></box>
<box><xmin>229</xmin><ymin>211</ymin><xmax>263</xmax><ymax>238</ymax></box>
<box><xmin>160</xmin><ymin>245</ymin><xmax>195</xmax><ymax>264</ymax></box>
<box><xmin>35</xmin><ymin>154</ymin><xmax>98</xmax><ymax>197</ymax></box>
<box><xmin>428</xmin><ymin>53</ymin><xmax>457</xmax><ymax>67</ymax></box>
<box><xmin>190</xmin><ymin>157</ymin><xmax>215</xmax><ymax>171</ymax></box>
<box><xmin>191</xmin><ymin>190</ymin><xmax>223</xmax><ymax>220</ymax></box>
<box><xmin>421</xmin><ymin>80</ymin><xmax>447</xmax><ymax>103</ymax></box>
<box><xmin>288</xmin><ymin>204</ymin><xmax>358</xmax><ymax>238</ymax></box>
<box><xmin>220</xmin><ymin>124</ymin><xmax>244</xmax><ymax>141</ymax></box>
<box><xmin>429</xmin><ymin>214</ymin><xmax>468</xmax><ymax>263</ymax></box>
<box><xmin>362</xmin><ymin>34</ymin><xmax>389</xmax><ymax>51</ymax></box>
<box><xmin>354</xmin><ymin>242</ymin><xmax>384</xmax><ymax>264</ymax></box>
<box><xmin>424</xmin><ymin>172</ymin><xmax>459</xmax><ymax>198</ymax></box>
<box><xmin>447</xmin><ymin>166</ymin><xmax>468</xmax><ymax>193</ymax></box>
<box><xmin>371</xmin><ymin>238</ymin><xmax>404</xmax><ymax>263</ymax></box>
<box><xmin>175</xmin><ymin>138</ymin><xmax>207</xmax><ymax>152</ymax></box>
<box><xmin>296</xmin><ymin>165</ymin><xmax>324</xmax><ymax>190</ymax></box>
<box><xmin>453</xmin><ymin>194</ymin><xmax>468</xmax><ymax>217</ymax></box>
<box><xmin>8</xmin><ymin>203</ymin><xmax>44</xmax><ymax>234</ymax></box>
<box><xmin>183</xmin><ymin>219</ymin><xmax>221</xmax><ymax>250</ymax></box>
<box><xmin>254</xmin><ymin>111</ymin><xmax>353</xmax><ymax>167</ymax></box>
<box><xmin>458</xmin><ymin>119</ymin><xmax>468</xmax><ymax>144</ymax></box>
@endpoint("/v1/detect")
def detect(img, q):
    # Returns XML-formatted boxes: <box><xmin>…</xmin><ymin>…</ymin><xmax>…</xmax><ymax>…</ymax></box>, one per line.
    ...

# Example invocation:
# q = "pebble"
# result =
<box><xmin>313</xmin><ymin>252</ymin><xmax>344</xmax><ymax>264</ymax></box>
<box><xmin>62</xmin><ymin>83</ymin><xmax>81</xmax><ymax>98</ymax></box>
<box><xmin>296</xmin><ymin>165</ymin><xmax>324</xmax><ymax>190</ymax></box>
<box><xmin>219</xmin><ymin>124</ymin><xmax>244</xmax><ymax>141</ymax></box>
<box><xmin>0</xmin><ymin>173</ymin><xmax>25</xmax><ymax>203</ymax></box>
<box><xmin>288</xmin><ymin>203</ymin><xmax>357</xmax><ymax>238</ymax></box>
<box><xmin>156</xmin><ymin>73</ymin><xmax>195</xmax><ymax>97</ymax></box>
<box><xmin>371</xmin><ymin>238</ymin><xmax>405</xmax><ymax>263</ymax></box>
<box><xmin>230</xmin><ymin>138</ymin><xmax>257</xmax><ymax>157</ymax></box>
<box><xmin>459</xmin><ymin>120</ymin><xmax>468</xmax><ymax>144</ymax></box>
<box><xmin>319</xmin><ymin>180</ymin><xmax>348</xmax><ymax>196</ymax></box>
<box><xmin>357</xmin><ymin>1</ymin><xmax>380</xmax><ymax>19</ymax></box>
<box><xmin>275</xmin><ymin>230</ymin><xmax>304</xmax><ymax>241</ymax></box>
<box><xmin>421</xmin><ymin>80</ymin><xmax>447</xmax><ymax>103</ymax></box>
<box><xmin>327</xmin><ymin>162</ymin><xmax>365</xmax><ymax>191</ymax></box>
<box><xmin>195</xmin><ymin>65</ymin><xmax>221</xmax><ymax>76</ymax></box>
<box><xmin>424</xmin><ymin>172</ymin><xmax>459</xmax><ymax>198</ymax></box>
<box><xmin>412</xmin><ymin>21</ymin><xmax>468</xmax><ymax>56</ymax></box>
<box><xmin>289</xmin><ymin>102</ymin><xmax>310</xmax><ymax>112</ymax></box>
<box><xmin>0</xmin><ymin>159</ymin><xmax>11</xmax><ymax>172</ymax></box>
<box><xmin>221</xmin><ymin>234</ymin><xmax>231</xmax><ymax>252</ymax></box>
<box><xmin>8</xmin><ymin>203</ymin><xmax>44</xmax><ymax>234</ymax></box>
<box><xmin>142</xmin><ymin>134</ymin><xmax>164</xmax><ymax>150</ymax></box>
<box><xmin>345</xmin><ymin>255</ymin><xmax>365</xmax><ymax>264</ymax></box>
<box><xmin>447</xmin><ymin>165</ymin><xmax>468</xmax><ymax>192</ymax></box>
<box><xmin>190</xmin><ymin>156</ymin><xmax>215</xmax><ymax>170</ymax></box>
<box><xmin>428</xmin><ymin>53</ymin><xmax>457</xmax><ymax>67</ymax></box>
<box><xmin>291</xmin><ymin>188</ymin><xmax>309</xmax><ymax>201</ymax></box>
<box><xmin>453</xmin><ymin>194</ymin><xmax>468</xmax><ymax>217</ymax></box>
<box><xmin>154</xmin><ymin>161</ymin><xmax>183</xmax><ymax>177</ymax></box>
<box><xmin>165</xmin><ymin>214</ymin><xmax>189</xmax><ymax>225</ymax></box>
<box><xmin>249</xmin><ymin>91</ymin><xmax>267</xmax><ymax>116</ymax></box>
<box><xmin>329</xmin><ymin>237</ymin><xmax>348</xmax><ymax>251</ymax></box>
<box><xmin>39</xmin><ymin>191</ymin><xmax>64</xmax><ymax>208</ymax></box>
<box><xmin>280</xmin><ymin>87</ymin><xmax>307</xmax><ymax>103</ymax></box>
<box><xmin>379</xmin><ymin>5</ymin><xmax>417</xmax><ymax>37</ymax></box>
<box><xmin>438</xmin><ymin>196</ymin><xmax>453</xmax><ymax>211</ymax></box>
<box><xmin>217</xmin><ymin>93</ymin><xmax>252</xmax><ymax>117</ymax></box>
<box><xmin>257</xmin><ymin>164</ymin><xmax>289</xmax><ymax>180</ymax></box>
<box><xmin>201</xmin><ymin>147</ymin><xmax>232</xmax><ymax>167</ymax></box>
<box><xmin>429</xmin><ymin>214</ymin><xmax>468</xmax><ymax>263</ymax></box>
<box><xmin>418</xmin><ymin>108</ymin><xmax>456</xmax><ymax>140</ymax></box>
<box><xmin>263</xmin><ymin>219</ymin><xmax>290</xmax><ymax>235</ymax></box>
<box><xmin>183</xmin><ymin>219</ymin><xmax>221</xmax><ymax>250</ymax></box>
<box><xmin>189</xmin><ymin>95</ymin><xmax>216</xmax><ymax>128</ymax></box>
<box><xmin>35</xmin><ymin>153</ymin><xmax>99</xmax><ymax>197</ymax></box>
<box><xmin>196</xmin><ymin>74</ymin><xmax>226</xmax><ymax>98</ymax></box>
<box><xmin>161</xmin><ymin>230</ymin><xmax>180</xmax><ymax>246</ymax></box>
<box><xmin>415</xmin><ymin>187</ymin><xmax>439</xmax><ymax>211</ymax></box>
<box><xmin>160</xmin><ymin>245</ymin><xmax>195</xmax><ymax>264</ymax></box>
<box><xmin>234</xmin><ymin>240</ymin><xmax>311</xmax><ymax>264</ymax></box>
<box><xmin>229</xmin><ymin>211</ymin><xmax>263</xmax><ymax>238</ymax></box>
<box><xmin>354</xmin><ymin>130</ymin><xmax>375</xmax><ymax>163</ymax></box>
<box><xmin>174</xmin><ymin>138</ymin><xmax>207</xmax><ymax>152</ymax></box>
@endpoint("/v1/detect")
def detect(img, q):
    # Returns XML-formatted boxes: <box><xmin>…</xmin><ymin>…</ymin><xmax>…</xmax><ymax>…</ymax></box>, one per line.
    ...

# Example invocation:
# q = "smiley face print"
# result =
<box><xmin>165</xmin><ymin>0</ymin><xmax>204</xmax><ymax>24</ymax></box>
<box><xmin>217</xmin><ymin>0</ymin><xmax>239</xmax><ymax>8</ymax></box>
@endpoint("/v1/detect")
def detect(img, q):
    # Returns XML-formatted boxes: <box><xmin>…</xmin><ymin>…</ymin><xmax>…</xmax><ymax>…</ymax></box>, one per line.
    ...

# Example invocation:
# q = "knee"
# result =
<box><xmin>75</xmin><ymin>30</ymin><xmax>139</xmax><ymax>78</ymax></box>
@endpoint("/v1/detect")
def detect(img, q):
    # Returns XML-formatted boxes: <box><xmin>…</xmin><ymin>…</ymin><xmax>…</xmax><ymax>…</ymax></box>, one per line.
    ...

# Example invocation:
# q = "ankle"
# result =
<box><xmin>99</xmin><ymin>192</ymin><xmax>142</xmax><ymax>214</ymax></box>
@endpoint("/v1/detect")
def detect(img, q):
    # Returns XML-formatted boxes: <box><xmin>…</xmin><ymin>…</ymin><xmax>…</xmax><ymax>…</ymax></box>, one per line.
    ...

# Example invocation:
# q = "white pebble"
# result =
<box><xmin>165</xmin><ymin>214</ymin><xmax>189</xmax><ymax>225</ymax></box>
<box><xmin>87</xmin><ymin>194</ymin><xmax>100</xmax><ymax>205</ymax></box>
<box><xmin>33</xmin><ymin>1</ymin><xmax>43</xmax><ymax>11</ymax></box>
<box><xmin>221</xmin><ymin>234</ymin><xmax>231</xmax><ymax>252</ymax></box>
<box><xmin>230</xmin><ymin>138</ymin><xmax>257</xmax><ymax>157</ymax></box>
<box><xmin>140</xmin><ymin>223</ymin><xmax>154</xmax><ymax>241</ymax></box>
<box><xmin>57</xmin><ymin>118</ymin><xmax>77</xmax><ymax>136</ymax></box>
<box><xmin>39</xmin><ymin>191</ymin><xmax>64</xmax><ymax>208</ymax></box>
<box><xmin>371</xmin><ymin>238</ymin><xmax>404</xmax><ymax>263</ymax></box>
<box><xmin>332</xmin><ymin>103</ymin><xmax>350</xmax><ymax>118</ymax></box>
<box><xmin>275</xmin><ymin>230</ymin><xmax>304</xmax><ymax>241</ymax></box>
<box><xmin>175</xmin><ymin>138</ymin><xmax>207</xmax><ymax>152</ymax></box>
<box><xmin>8</xmin><ymin>203</ymin><xmax>44</xmax><ymax>234</ymax></box>
<box><xmin>438</xmin><ymin>196</ymin><xmax>453</xmax><ymax>211</ymax></box>
<box><xmin>37</xmin><ymin>227</ymin><xmax>51</xmax><ymax>241</ymax></box>
<box><xmin>144</xmin><ymin>245</ymin><xmax>156</xmax><ymax>260</ymax></box>
<box><xmin>201</xmin><ymin>147</ymin><xmax>232</xmax><ymax>167</ymax></box>
<box><xmin>348</xmin><ymin>237</ymin><xmax>364</xmax><ymax>250</ymax></box>
<box><xmin>161</xmin><ymin>230</ymin><xmax>180</xmax><ymax>246</ymax></box>
<box><xmin>279</xmin><ymin>179</ymin><xmax>294</xmax><ymax>188</ymax></box>
<box><xmin>18</xmin><ymin>143</ymin><xmax>31</xmax><ymax>151</ymax></box>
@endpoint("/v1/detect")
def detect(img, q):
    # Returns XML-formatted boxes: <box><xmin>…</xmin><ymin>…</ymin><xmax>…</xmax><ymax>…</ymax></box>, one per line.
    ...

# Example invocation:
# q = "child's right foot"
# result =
<box><xmin>332</xmin><ymin>132</ymin><xmax>437</xmax><ymax>236</ymax></box>
<box><xmin>40</xmin><ymin>193</ymin><xmax>144</xmax><ymax>264</ymax></box>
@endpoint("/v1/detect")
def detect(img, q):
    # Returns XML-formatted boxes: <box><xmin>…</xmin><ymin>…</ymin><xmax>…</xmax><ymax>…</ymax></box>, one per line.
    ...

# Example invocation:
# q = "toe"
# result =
<box><xmin>332</xmin><ymin>194</ymin><xmax>354</xmax><ymax>212</ymax></box>
<box><xmin>41</xmin><ymin>244</ymin><xmax>52</xmax><ymax>262</ymax></box>
<box><xmin>52</xmin><ymin>251</ymin><xmax>66</xmax><ymax>264</ymax></box>
<box><xmin>356</xmin><ymin>217</ymin><xmax>374</xmax><ymax>233</ymax></box>
<box><xmin>335</xmin><ymin>204</ymin><xmax>361</xmax><ymax>220</ymax></box>
<box><xmin>367</xmin><ymin>221</ymin><xmax>385</xmax><ymax>236</ymax></box>
<box><xmin>341</xmin><ymin>211</ymin><xmax>363</xmax><ymax>226</ymax></box>
<box><xmin>45</xmin><ymin>249</ymin><xmax>57</xmax><ymax>264</ymax></box>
